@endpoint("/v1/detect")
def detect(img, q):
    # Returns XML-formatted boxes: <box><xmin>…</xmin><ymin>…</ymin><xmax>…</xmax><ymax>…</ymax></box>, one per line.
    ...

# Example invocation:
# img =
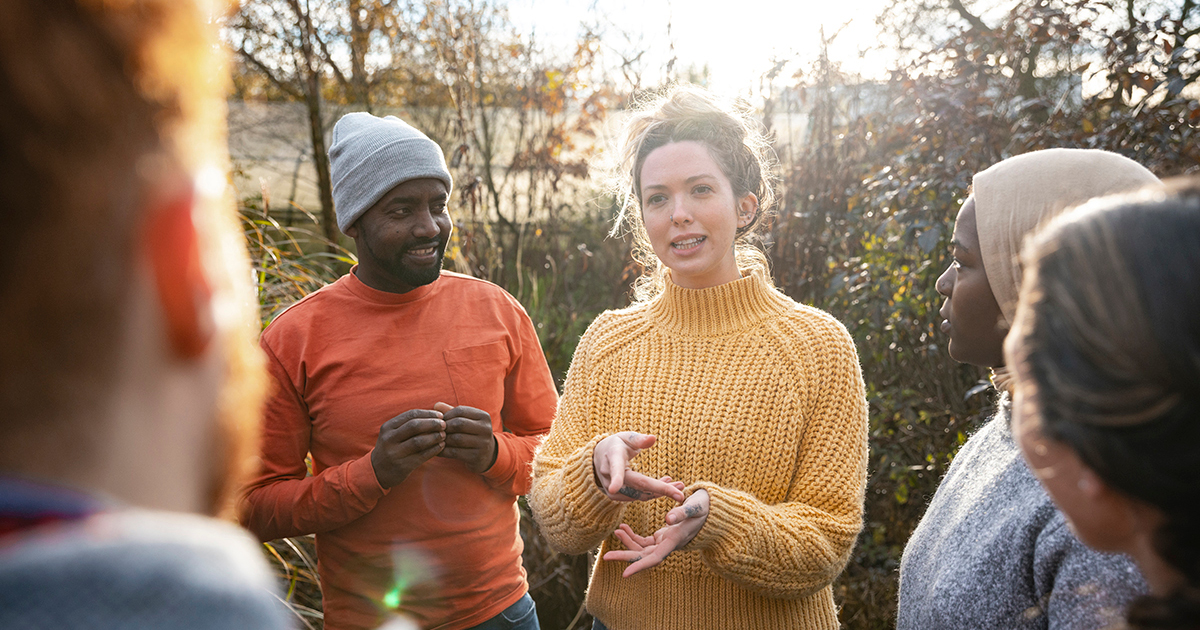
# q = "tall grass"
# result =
<box><xmin>263</xmin><ymin>535</ymin><xmax>324</xmax><ymax>630</ymax></box>
<box><xmin>241</xmin><ymin>195</ymin><xmax>356</xmax><ymax>325</ymax></box>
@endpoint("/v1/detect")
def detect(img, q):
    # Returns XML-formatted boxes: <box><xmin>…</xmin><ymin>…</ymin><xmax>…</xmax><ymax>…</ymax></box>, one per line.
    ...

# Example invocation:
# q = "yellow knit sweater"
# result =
<box><xmin>529</xmin><ymin>270</ymin><xmax>869</xmax><ymax>630</ymax></box>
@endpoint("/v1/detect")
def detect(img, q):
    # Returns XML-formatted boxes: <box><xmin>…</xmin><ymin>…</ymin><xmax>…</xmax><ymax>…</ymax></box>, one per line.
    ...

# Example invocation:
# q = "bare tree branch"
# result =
<box><xmin>238</xmin><ymin>47</ymin><xmax>303</xmax><ymax>99</ymax></box>
<box><xmin>311</xmin><ymin>28</ymin><xmax>355</xmax><ymax>96</ymax></box>
<box><xmin>948</xmin><ymin>0</ymin><xmax>991</xmax><ymax>33</ymax></box>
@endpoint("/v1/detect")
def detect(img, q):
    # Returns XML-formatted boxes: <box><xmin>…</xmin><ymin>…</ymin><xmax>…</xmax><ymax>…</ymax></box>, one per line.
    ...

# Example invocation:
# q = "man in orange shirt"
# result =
<box><xmin>240</xmin><ymin>113</ymin><xmax>557</xmax><ymax>630</ymax></box>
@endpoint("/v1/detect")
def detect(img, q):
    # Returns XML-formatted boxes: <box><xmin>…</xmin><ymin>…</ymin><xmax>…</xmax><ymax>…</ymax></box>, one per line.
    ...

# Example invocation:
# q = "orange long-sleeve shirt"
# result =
<box><xmin>240</xmin><ymin>270</ymin><xmax>557</xmax><ymax>630</ymax></box>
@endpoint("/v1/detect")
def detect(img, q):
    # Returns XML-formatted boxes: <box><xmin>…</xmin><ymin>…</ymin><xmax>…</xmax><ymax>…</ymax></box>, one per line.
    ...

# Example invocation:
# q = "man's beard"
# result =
<box><xmin>385</xmin><ymin>240</ymin><xmax>446</xmax><ymax>288</ymax></box>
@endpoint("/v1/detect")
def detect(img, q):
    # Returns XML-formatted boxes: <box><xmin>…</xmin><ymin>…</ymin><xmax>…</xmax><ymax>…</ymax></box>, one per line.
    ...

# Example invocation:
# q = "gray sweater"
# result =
<box><xmin>0</xmin><ymin>508</ymin><xmax>292</xmax><ymax>630</ymax></box>
<box><xmin>897</xmin><ymin>409</ymin><xmax>1146</xmax><ymax>629</ymax></box>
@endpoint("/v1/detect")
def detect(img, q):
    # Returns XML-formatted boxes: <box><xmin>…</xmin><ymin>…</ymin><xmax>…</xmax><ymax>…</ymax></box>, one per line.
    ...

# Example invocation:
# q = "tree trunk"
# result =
<box><xmin>348</xmin><ymin>0</ymin><xmax>372</xmax><ymax>110</ymax></box>
<box><xmin>295</xmin><ymin>0</ymin><xmax>338</xmax><ymax>247</ymax></box>
<box><xmin>305</xmin><ymin>82</ymin><xmax>337</xmax><ymax>247</ymax></box>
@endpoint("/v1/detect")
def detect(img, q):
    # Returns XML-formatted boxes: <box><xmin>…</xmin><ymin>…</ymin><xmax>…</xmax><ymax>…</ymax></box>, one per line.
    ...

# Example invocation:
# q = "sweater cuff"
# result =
<box><xmin>353</xmin><ymin>449</ymin><xmax>390</xmax><ymax>501</ymax></box>
<box><xmin>562</xmin><ymin>434</ymin><xmax>625</xmax><ymax>523</ymax></box>
<box><xmin>683</xmin><ymin>481</ymin><xmax>736</xmax><ymax>552</ymax></box>
<box><xmin>481</xmin><ymin>434</ymin><xmax>509</xmax><ymax>483</ymax></box>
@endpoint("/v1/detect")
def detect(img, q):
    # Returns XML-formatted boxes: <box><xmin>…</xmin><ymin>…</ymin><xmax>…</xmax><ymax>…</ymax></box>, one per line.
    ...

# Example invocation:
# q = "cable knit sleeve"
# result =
<box><xmin>684</xmin><ymin>316</ymin><xmax>869</xmax><ymax>599</ymax></box>
<box><xmin>528</xmin><ymin>318</ymin><xmax>628</xmax><ymax>555</ymax></box>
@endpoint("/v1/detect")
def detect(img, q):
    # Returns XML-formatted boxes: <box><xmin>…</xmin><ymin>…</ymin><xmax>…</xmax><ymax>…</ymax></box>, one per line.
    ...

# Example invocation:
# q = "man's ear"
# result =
<box><xmin>143</xmin><ymin>187</ymin><xmax>213</xmax><ymax>359</ymax></box>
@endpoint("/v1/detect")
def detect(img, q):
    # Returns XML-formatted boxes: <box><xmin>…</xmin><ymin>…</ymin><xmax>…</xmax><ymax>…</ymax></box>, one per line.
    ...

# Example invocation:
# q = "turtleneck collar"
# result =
<box><xmin>342</xmin><ymin>265</ymin><xmax>439</xmax><ymax>305</ymax></box>
<box><xmin>646</xmin><ymin>268</ymin><xmax>792</xmax><ymax>337</ymax></box>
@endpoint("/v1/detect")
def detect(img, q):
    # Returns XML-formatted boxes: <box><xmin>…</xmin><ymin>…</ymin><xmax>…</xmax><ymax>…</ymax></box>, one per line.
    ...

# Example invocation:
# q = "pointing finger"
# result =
<box><xmin>622</xmin><ymin>432</ymin><xmax>656</xmax><ymax>450</ymax></box>
<box><xmin>623</xmin><ymin>471</ymin><xmax>686</xmax><ymax>503</ymax></box>
<box><xmin>607</xmin><ymin>450</ymin><xmax>628</xmax><ymax>495</ymax></box>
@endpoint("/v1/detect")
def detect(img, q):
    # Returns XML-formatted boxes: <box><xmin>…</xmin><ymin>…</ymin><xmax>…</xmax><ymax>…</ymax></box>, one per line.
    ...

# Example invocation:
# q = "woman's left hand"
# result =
<box><xmin>602</xmin><ymin>489</ymin><xmax>710</xmax><ymax>577</ymax></box>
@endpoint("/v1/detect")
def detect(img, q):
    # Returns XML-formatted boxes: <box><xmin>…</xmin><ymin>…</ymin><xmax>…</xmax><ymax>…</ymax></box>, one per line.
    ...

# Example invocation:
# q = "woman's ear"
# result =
<box><xmin>736</xmin><ymin>193</ymin><xmax>759</xmax><ymax>229</ymax></box>
<box><xmin>1075</xmin><ymin>467</ymin><xmax>1106</xmax><ymax>498</ymax></box>
<box><xmin>142</xmin><ymin>186</ymin><xmax>213</xmax><ymax>360</ymax></box>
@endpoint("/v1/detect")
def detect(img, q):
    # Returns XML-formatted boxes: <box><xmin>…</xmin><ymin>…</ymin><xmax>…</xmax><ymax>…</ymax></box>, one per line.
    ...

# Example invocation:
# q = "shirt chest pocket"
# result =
<box><xmin>443</xmin><ymin>340</ymin><xmax>510</xmax><ymax>424</ymax></box>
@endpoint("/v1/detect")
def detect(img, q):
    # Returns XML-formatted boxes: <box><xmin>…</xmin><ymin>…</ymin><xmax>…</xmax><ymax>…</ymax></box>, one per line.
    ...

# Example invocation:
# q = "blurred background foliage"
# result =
<box><xmin>226</xmin><ymin>0</ymin><xmax>1199</xmax><ymax>628</ymax></box>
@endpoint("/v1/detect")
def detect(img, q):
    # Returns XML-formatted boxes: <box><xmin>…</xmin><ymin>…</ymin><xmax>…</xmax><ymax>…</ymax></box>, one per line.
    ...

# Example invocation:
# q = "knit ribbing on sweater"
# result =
<box><xmin>529</xmin><ymin>270</ymin><xmax>869</xmax><ymax>630</ymax></box>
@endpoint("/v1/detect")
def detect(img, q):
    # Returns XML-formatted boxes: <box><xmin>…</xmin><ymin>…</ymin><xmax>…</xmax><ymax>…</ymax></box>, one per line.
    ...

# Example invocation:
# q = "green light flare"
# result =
<box><xmin>383</xmin><ymin>586</ymin><xmax>402</xmax><ymax>610</ymax></box>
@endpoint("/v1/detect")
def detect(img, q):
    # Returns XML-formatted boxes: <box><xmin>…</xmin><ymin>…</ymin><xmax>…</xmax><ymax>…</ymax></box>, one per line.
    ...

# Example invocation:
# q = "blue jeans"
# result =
<box><xmin>592</xmin><ymin>619</ymin><xmax>608</xmax><ymax>630</ymax></box>
<box><xmin>467</xmin><ymin>593</ymin><xmax>539</xmax><ymax>630</ymax></box>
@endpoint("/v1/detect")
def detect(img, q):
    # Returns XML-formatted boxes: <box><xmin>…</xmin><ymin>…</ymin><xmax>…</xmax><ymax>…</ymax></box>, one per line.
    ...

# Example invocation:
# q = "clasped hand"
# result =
<box><xmin>371</xmin><ymin>402</ymin><xmax>496</xmax><ymax>488</ymax></box>
<box><xmin>592</xmin><ymin>431</ymin><xmax>709</xmax><ymax>577</ymax></box>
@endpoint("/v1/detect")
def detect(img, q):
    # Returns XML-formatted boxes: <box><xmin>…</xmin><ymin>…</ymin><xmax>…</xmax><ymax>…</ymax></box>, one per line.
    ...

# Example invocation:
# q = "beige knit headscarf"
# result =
<box><xmin>973</xmin><ymin>148</ymin><xmax>1162</xmax><ymax>328</ymax></box>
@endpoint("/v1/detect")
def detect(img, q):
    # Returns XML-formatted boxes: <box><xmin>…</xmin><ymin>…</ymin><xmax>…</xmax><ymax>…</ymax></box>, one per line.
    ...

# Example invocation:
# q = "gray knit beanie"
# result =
<box><xmin>329</xmin><ymin>113</ymin><xmax>454</xmax><ymax>234</ymax></box>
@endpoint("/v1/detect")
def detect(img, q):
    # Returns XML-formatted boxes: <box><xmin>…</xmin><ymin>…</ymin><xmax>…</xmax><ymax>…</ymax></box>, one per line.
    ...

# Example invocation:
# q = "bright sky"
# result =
<box><xmin>507</xmin><ymin>0</ymin><xmax>893</xmax><ymax>93</ymax></box>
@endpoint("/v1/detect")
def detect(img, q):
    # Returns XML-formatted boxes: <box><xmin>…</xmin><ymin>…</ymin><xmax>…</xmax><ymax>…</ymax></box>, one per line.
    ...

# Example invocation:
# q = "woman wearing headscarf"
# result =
<box><xmin>897</xmin><ymin>148</ymin><xmax>1160</xmax><ymax>629</ymax></box>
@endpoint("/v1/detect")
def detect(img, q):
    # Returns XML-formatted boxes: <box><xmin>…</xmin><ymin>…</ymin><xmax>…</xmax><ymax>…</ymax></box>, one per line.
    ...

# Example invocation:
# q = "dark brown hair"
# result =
<box><xmin>1010</xmin><ymin>178</ymin><xmax>1200</xmax><ymax>628</ymax></box>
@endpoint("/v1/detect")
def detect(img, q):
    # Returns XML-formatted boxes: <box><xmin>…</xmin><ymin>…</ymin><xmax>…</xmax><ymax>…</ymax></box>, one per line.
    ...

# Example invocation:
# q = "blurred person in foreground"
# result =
<box><xmin>0</xmin><ymin>0</ymin><xmax>290</xmax><ymax>628</ymax></box>
<box><xmin>1008</xmin><ymin>180</ymin><xmax>1200</xmax><ymax>630</ymax></box>
<box><xmin>239</xmin><ymin>112</ymin><xmax>557</xmax><ymax>630</ymax></box>
<box><xmin>898</xmin><ymin>148</ymin><xmax>1157</xmax><ymax>629</ymax></box>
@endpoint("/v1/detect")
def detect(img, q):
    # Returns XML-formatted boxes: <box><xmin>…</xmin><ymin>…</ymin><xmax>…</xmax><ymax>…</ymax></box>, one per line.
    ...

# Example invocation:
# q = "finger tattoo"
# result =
<box><xmin>617</xmin><ymin>486</ymin><xmax>648</xmax><ymax>500</ymax></box>
<box><xmin>629</xmin><ymin>556</ymin><xmax>642</xmax><ymax>563</ymax></box>
<box><xmin>684</xmin><ymin>503</ymin><xmax>703</xmax><ymax>518</ymax></box>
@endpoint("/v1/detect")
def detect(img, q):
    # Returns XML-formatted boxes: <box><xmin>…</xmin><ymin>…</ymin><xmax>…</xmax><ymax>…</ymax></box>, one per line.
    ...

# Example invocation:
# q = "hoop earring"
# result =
<box><xmin>736</xmin><ymin>209</ymin><xmax>759</xmax><ymax>234</ymax></box>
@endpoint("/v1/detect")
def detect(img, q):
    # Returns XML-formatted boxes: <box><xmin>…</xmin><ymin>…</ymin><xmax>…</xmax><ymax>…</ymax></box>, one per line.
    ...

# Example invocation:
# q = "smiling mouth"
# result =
<box><xmin>671</xmin><ymin>236</ymin><xmax>705</xmax><ymax>250</ymax></box>
<box><xmin>404</xmin><ymin>243</ymin><xmax>442</xmax><ymax>263</ymax></box>
<box><xmin>408</xmin><ymin>245</ymin><xmax>438</xmax><ymax>256</ymax></box>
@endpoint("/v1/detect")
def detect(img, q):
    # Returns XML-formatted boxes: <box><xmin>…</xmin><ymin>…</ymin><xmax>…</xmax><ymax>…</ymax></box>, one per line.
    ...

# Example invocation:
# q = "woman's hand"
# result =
<box><xmin>593</xmin><ymin>432</ymin><xmax>686</xmax><ymax>503</ymax></box>
<box><xmin>602</xmin><ymin>489</ymin><xmax>710</xmax><ymax>577</ymax></box>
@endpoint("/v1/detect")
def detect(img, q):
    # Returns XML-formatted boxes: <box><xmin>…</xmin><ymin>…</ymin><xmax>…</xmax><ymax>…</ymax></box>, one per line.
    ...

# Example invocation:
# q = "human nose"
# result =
<box><xmin>411</xmin><ymin>208</ymin><xmax>442</xmax><ymax>238</ymax></box>
<box><xmin>669</xmin><ymin>198</ymin><xmax>693</xmax><ymax>226</ymax></box>
<box><xmin>935</xmin><ymin>265</ymin><xmax>954</xmax><ymax>297</ymax></box>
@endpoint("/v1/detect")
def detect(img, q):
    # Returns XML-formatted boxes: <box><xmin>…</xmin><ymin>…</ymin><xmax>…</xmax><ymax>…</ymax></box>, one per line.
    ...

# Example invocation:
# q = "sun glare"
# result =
<box><xmin>507</xmin><ymin>0</ymin><xmax>891</xmax><ymax>92</ymax></box>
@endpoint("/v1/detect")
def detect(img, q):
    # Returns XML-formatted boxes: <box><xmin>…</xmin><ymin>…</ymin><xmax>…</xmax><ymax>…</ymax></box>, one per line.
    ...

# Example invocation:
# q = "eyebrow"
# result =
<box><xmin>643</xmin><ymin>174</ymin><xmax>719</xmax><ymax>191</ymax></box>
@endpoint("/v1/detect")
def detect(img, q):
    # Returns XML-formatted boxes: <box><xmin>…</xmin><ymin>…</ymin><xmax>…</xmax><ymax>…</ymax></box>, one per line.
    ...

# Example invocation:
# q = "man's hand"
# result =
<box><xmin>602</xmin><ymin>489</ymin><xmax>710</xmax><ymax>577</ymax></box>
<box><xmin>433</xmin><ymin>402</ymin><xmax>497</xmax><ymax>474</ymax></box>
<box><xmin>593</xmin><ymin>432</ymin><xmax>686</xmax><ymax>503</ymax></box>
<box><xmin>371</xmin><ymin>409</ymin><xmax>446</xmax><ymax>488</ymax></box>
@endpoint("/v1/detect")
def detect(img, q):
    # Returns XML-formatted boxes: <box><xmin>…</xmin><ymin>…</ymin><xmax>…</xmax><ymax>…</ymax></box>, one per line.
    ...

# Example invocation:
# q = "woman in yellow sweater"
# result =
<box><xmin>528</xmin><ymin>85</ymin><xmax>869</xmax><ymax>630</ymax></box>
